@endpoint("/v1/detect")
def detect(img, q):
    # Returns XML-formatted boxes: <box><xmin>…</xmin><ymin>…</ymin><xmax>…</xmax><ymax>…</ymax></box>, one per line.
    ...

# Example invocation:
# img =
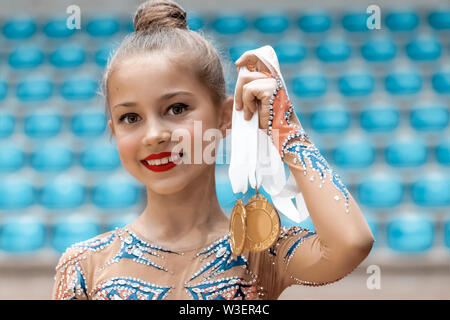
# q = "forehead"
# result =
<box><xmin>108</xmin><ymin>53</ymin><xmax>206</xmax><ymax>102</ymax></box>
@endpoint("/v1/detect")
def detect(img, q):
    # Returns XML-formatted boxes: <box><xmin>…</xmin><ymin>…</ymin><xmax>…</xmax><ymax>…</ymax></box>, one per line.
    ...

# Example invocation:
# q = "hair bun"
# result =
<box><xmin>133</xmin><ymin>0</ymin><xmax>188</xmax><ymax>32</ymax></box>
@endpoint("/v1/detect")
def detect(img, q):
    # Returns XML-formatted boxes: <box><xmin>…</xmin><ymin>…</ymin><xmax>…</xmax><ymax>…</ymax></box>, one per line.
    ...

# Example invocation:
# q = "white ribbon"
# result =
<box><xmin>228</xmin><ymin>45</ymin><xmax>310</xmax><ymax>223</ymax></box>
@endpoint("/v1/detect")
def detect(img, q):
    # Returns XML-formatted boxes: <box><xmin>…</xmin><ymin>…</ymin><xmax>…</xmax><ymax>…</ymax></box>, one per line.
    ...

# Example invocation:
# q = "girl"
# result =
<box><xmin>52</xmin><ymin>0</ymin><xmax>374</xmax><ymax>300</ymax></box>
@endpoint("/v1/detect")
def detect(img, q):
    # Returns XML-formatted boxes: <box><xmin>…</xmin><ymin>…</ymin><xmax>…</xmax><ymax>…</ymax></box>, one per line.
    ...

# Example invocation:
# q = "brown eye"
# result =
<box><xmin>168</xmin><ymin>103</ymin><xmax>188</xmax><ymax>115</ymax></box>
<box><xmin>119</xmin><ymin>113</ymin><xmax>140</xmax><ymax>124</ymax></box>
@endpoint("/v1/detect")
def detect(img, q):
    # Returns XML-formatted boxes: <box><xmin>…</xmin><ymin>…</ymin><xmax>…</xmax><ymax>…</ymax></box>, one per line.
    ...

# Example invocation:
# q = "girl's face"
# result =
<box><xmin>108</xmin><ymin>53</ymin><xmax>232</xmax><ymax>195</ymax></box>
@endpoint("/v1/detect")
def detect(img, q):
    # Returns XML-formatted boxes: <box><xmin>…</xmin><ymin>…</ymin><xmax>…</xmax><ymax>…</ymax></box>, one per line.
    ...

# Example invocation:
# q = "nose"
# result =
<box><xmin>141</xmin><ymin>119</ymin><xmax>171</xmax><ymax>147</ymax></box>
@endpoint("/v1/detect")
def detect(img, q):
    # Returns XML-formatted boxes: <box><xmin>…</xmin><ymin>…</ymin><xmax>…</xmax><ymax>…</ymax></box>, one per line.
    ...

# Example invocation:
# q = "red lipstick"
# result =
<box><xmin>141</xmin><ymin>151</ymin><xmax>183</xmax><ymax>172</ymax></box>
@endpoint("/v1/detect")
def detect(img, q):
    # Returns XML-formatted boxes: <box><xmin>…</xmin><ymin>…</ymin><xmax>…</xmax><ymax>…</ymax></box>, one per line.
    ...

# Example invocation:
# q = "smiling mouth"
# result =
<box><xmin>141</xmin><ymin>150</ymin><xmax>184</xmax><ymax>172</ymax></box>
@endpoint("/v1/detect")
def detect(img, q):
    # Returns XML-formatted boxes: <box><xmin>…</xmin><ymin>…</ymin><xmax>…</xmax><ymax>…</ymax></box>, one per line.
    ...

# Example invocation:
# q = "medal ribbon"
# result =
<box><xmin>228</xmin><ymin>45</ymin><xmax>310</xmax><ymax>223</ymax></box>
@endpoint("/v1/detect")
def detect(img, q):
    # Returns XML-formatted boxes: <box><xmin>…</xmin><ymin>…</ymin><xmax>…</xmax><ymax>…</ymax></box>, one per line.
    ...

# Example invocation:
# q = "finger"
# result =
<box><xmin>234</xmin><ymin>71</ymin><xmax>273</xmax><ymax>111</ymax></box>
<box><xmin>242</xmin><ymin>82</ymin><xmax>258</xmax><ymax>117</ymax></box>
<box><xmin>235</xmin><ymin>52</ymin><xmax>259</xmax><ymax>67</ymax></box>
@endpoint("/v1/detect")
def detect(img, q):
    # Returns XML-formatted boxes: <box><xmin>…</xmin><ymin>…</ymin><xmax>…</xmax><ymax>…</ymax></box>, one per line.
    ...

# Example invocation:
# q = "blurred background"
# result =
<box><xmin>0</xmin><ymin>0</ymin><xmax>449</xmax><ymax>299</ymax></box>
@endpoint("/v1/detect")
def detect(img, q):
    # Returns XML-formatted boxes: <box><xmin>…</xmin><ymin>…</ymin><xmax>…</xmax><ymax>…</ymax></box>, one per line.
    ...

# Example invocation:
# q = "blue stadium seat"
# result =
<box><xmin>92</xmin><ymin>177</ymin><xmax>141</xmax><ymax>209</ymax></box>
<box><xmin>297</xmin><ymin>11</ymin><xmax>331</xmax><ymax>33</ymax></box>
<box><xmin>358</xmin><ymin>176</ymin><xmax>404</xmax><ymax>208</ymax></box>
<box><xmin>0</xmin><ymin>178</ymin><xmax>35</xmax><ymax>210</ymax></box>
<box><xmin>71</xmin><ymin>111</ymin><xmax>107</xmax><ymax>137</ymax></box>
<box><xmin>0</xmin><ymin>143</ymin><xmax>25</xmax><ymax>172</ymax></box>
<box><xmin>444</xmin><ymin>219</ymin><xmax>450</xmax><ymax>249</ymax></box>
<box><xmin>385</xmin><ymin>70</ymin><xmax>422</xmax><ymax>95</ymax></box>
<box><xmin>387</xmin><ymin>214</ymin><xmax>434</xmax><ymax>253</ymax></box>
<box><xmin>60</xmin><ymin>76</ymin><xmax>98</xmax><ymax>100</ymax></box>
<box><xmin>187</xmin><ymin>12</ymin><xmax>205</xmax><ymax>31</ymax></box>
<box><xmin>0</xmin><ymin>113</ymin><xmax>15</xmax><ymax>138</ymax></box>
<box><xmin>95</xmin><ymin>43</ymin><xmax>118</xmax><ymax>67</ymax></box>
<box><xmin>332</xmin><ymin>138</ymin><xmax>376</xmax><ymax>169</ymax></box>
<box><xmin>30</xmin><ymin>142</ymin><xmax>74</xmax><ymax>172</ymax></box>
<box><xmin>385</xmin><ymin>139</ymin><xmax>428</xmax><ymax>167</ymax></box>
<box><xmin>338</xmin><ymin>71</ymin><xmax>375</xmax><ymax>96</ymax></box>
<box><xmin>229</xmin><ymin>42</ymin><xmax>261</xmax><ymax>62</ymax></box>
<box><xmin>385</xmin><ymin>10</ymin><xmax>419</xmax><ymax>31</ymax></box>
<box><xmin>273</xmin><ymin>40</ymin><xmax>306</xmax><ymax>64</ymax></box>
<box><xmin>0</xmin><ymin>216</ymin><xmax>46</xmax><ymax>253</ymax></box>
<box><xmin>40</xmin><ymin>176</ymin><xmax>86</xmax><ymax>209</ymax></box>
<box><xmin>86</xmin><ymin>15</ymin><xmax>120</xmax><ymax>37</ymax></box>
<box><xmin>411</xmin><ymin>176</ymin><xmax>450</xmax><ymax>207</ymax></box>
<box><xmin>341</xmin><ymin>12</ymin><xmax>370</xmax><ymax>32</ymax></box>
<box><xmin>432</xmin><ymin>71</ymin><xmax>450</xmax><ymax>94</ymax></box>
<box><xmin>106</xmin><ymin>213</ymin><xmax>138</xmax><ymax>232</ymax></box>
<box><xmin>50</xmin><ymin>44</ymin><xmax>86</xmax><ymax>68</ymax></box>
<box><xmin>80</xmin><ymin>142</ymin><xmax>120</xmax><ymax>171</ymax></box>
<box><xmin>16</xmin><ymin>77</ymin><xmax>53</xmax><ymax>102</ymax></box>
<box><xmin>0</xmin><ymin>79</ymin><xmax>7</xmax><ymax>100</ymax></box>
<box><xmin>8</xmin><ymin>45</ymin><xmax>44</xmax><ymax>69</ymax></box>
<box><xmin>435</xmin><ymin>139</ymin><xmax>450</xmax><ymax>166</ymax></box>
<box><xmin>360</xmin><ymin>105</ymin><xmax>400</xmax><ymax>132</ymax></box>
<box><xmin>410</xmin><ymin>103</ymin><xmax>449</xmax><ymax>132</ymax></box>
<box><xmin>51</xmin><ymin>215</ymin><xmax>101</xmax><ymax>253</ymax></box>
<box><xmin>2</xmin><ymin>16</ymin><xmax>36</xmax><ymax>39</ymax></box>
<box><xmin>310</xmin><ymin>108</ymin><xmax>351</xmax><ymax>133</ymax></box>
<box><xmin>254</xmin><ymin>12</ymin><xmax>290</xmax><ymax>34</ymax></box>
<box><xmin>24</xmin><ymin>112</ymin><xmax>63</xmax><ymax>138</ymax></box>
<box><xmin>361</xmin><ymin>37</ymin><xmax>397</xmax><ymax>62</ymax></box>
<box><xmin>43</xmin><ymin>16</ymin><xmax>77</xmax><ymax>38</ymax></box>
<box><xmin>428</xmin><ymin>9</ymin><xmax>450</xmax><ymax>30</ymax></box>
<box><xmin>406</xmin><ymin>36</ymin><xmax>442</xmax><ymax>61</ymax></box>
<box><xmin>316</xmin><ymin>37</ymin><xmax>351</xmax><ymax>62</ymax></box>
<box><xmin>292</xmin><ymin>71</ymin><xmax>327</xmax><ymax>97</ymax></box>
<box><xmin>212</xmin><ymin>13</ymin><xmax>249</xmax><ymax>35</ymax></box>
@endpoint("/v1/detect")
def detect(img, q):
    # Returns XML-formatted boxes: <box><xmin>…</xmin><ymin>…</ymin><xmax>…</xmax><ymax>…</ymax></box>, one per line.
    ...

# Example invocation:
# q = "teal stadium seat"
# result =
<box><xmin>273</xmin><ymin>40</ymin><xmax>306</xmax><ymax>64</ymax></box>
<box><xmin>0</xmin><ymin>79</ymin><xmax>7</xmax><ymax>100</ymax></box>
<box><xmin>8</xmin><ymin>45</ymin><xmax>44</xmax><ymax>69</ymax></box>
<box><xmin>428</xmin><ymin>9</ymin><xmax>450</xmax><ymax>30</ymax></box>
<box><xmin>385</xmin><ymin>69</ymin><xmax>422</xmax><ymax>95</ymax></box>
<box><xmin>385</xmin><ymin>10</ymin><xmax>419</xmax><ymax>31</ymax></box>
<box><xmin>435</xmin><ymin>139</ymin><xmax>450</xmax><ymax>166</ymax></box>
<box><xmin>341</xmin><ymin>11</ymin><xmax>370</xmax><ymax>32</ymax></box>
<box><xmin>43</xmin><ymin>16</ymin><xmax>77</xmax><ymax>38</ymax></box>
<box><xmin>358</xmin><ymin>176</ymin><xmax>404</xmax><ymax>208</ymax></box>
<box><xmin>310</xmin><ymin>107</ymin><xmax>351</xmax><ymax>133</ymax></box>
<box><xmin>212</xmin><ymin>13</ymin><xmax>249</xmax><ymax>35</ymax></box>
<box><xmin>406</xmin><ymin>35</ymin><xmax>442</xmax><ymax>61</ymax></box>
<box><xmin>95</xmin><ymin>43</ymin><xmax>118</xmax><ymax>67</ymax></box>
<box><xmin>16</xmin><ymin>77</ymin><xmax>53</xmax><ymax>102</ymax></box>
<box><xmin>71</xmin><ymin>111</ymin><xmax>107</xmax><ymax>137</ymax></box>
<box><xmin>0</xmin><ymin>178</ymin><xmax>35</xmax><ymax>210</ymax></box>
<box><xmin>30</xmin><ymin>142</ymin><xmax>74</xmax><ymax>172</ymax></box>
<box><xmin>24</xmin><ymin>112</ymin><xmax>63</xmax><ymax>138</ymax></box>
<box><xmin>297</xmin><ymin>10</ymin><xmax>331</xmax><ymax>33</ymax></box>
<box><xmin>80</xmin><ymin>142</ymin><xmax>121</xmax><ymax>171</ymax></box>
<box><xmin>186</xmin><ymin>12</ymin><xmax>205</xmax><ymax>31</ymax></box>
<box><xmin>361</xmin><ymin>37</ymin><xmax>397</xmax><ymax>62</ymax></box>
<box><xmin>0</xmin><ymin>113</ymin><xmax>15</xmax><ymax>138</ymax></box>
<box><xmin>0</xmin><ymin>143</ymin><xmax>25</xmax><ymax>172</ymax></box>
<box><xmin>292</xmin><ymin>70</ymin><xmax>327</xmax><ymax>97</ymax></box>
<box><xmin>60</xmin><ymin>76</ymin><xmax>98</xmax><ymax>100</ymax></box>
<box><xmin>86</xmin><ymin>15</ymin><xmax>120</xmax><ymax>37</ymax></box>
<box><xmin>51</xmin><ymin>215</ymin><xmax>101</xmax><ymax>253</ymax></box>
<box><xmin>432</xmin><ymin>70</ymin><xmax>450</xmax><ymax>94</ymax></box>
<box><xmin>410</xmin><ymin>103</ymin><xmax>449</xmax><ymax>132</ymax></box>
<box><xmin>332</xmin><ymin>138</ymin><xmax>376</xmax><ymax>169</ymax></box>
<box><xmin>92</xmin><ymin>177</ymin><xmax>141</xmax><ymax>209</ymax></box>
<box><xmin>254</xmin><ymin>12</ymin><xmax>290</xmax><ymax>34</ymax></box>
<box><xmin>387</xmin><ymin>214</ymin><xmax>434</xmax><ymax>253</ymax></box>
<box><xmin>2</xmin><ymin>16</ymin><xmax>36</xmax><ymax>39</ymax></box>
<box><xmin>385</xmin><ymin>139</ymin><xmax>428</xmax><ymax>167</ymax></box>
<box><xmin>444</xmin><ymin>219</ymin><xmax>450</xmax><ymax>249</ymax></box>
<box><xmin>410</xmin><ymin>176</ymin><xmax>450</xmax><ymax>207</ymax></box>
<box><xmin>338</xmin><ymin>70</ymin><xmax>375</xmax><ymax>96</ymax></box>
<box><xmin>50</xmin><ymin>44</ymin><xmax>86</xmax><ymax>68</ymax></box>
<box><xmin>0</xmin><ymin>216</ymin><xmax>46</xmax><ymax>253</ymax></box>
<box><xmin>40</xmin><ymin>176</ymin><xmax>86</xmax><ymax>210</ymax></box>
<box><xmin>229</xmin><ymin>41</ymin><xmax>261</xmax><ymax>63</ymax></box>
<box><xmin>360</xmin><ymin>105</ymin><xmax>400</xmax><ymax>132</ymax></box>
<box><xmin>316</xmin><ymin>37</ymin><xmax>351</xmax><ymax>62</ymax></box>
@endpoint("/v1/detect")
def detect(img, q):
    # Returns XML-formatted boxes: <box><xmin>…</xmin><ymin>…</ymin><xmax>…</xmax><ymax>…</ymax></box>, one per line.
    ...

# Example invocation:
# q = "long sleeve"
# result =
<box><xmin>275</xmin><ymin>135</ymin><xmax>375</xmax><ymax>288</ymax></box>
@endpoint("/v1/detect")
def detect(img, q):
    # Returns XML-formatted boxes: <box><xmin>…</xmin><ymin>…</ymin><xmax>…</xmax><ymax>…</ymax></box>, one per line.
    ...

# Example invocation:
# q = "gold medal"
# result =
<box><xmin>244</xmin><ymin>191</ymin><xmax>280</xmax><ymax>252</ymax></box>
<box><xmin>229</xmin><ymin>199</ymin><xmax>247</xmax><ymax>256</ymax></box>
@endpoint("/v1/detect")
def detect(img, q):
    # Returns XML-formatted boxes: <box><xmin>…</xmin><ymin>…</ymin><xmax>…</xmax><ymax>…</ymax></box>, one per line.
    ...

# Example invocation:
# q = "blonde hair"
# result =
<box><xmin>101</xmin><ymin>0</ymin><xmax>228</xmax><ymax>123</ymax></box>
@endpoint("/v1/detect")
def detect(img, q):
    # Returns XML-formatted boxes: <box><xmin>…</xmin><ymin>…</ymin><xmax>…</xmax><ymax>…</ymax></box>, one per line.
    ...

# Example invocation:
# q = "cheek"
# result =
<box><xmin>116</xmin><ymin>134</ymin><xmax>140</xmax><ymax>164</ymax></box>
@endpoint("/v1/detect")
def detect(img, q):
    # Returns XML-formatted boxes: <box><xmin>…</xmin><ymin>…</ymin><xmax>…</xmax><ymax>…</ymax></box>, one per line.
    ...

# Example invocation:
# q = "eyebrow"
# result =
<box><xmin>112</xmin><ymin>91</ymin><xmax>194</xmax><ymax>110</ymax></box>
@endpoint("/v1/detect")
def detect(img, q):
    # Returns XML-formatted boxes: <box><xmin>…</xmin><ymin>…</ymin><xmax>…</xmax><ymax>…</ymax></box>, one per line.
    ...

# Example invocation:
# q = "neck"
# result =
<box><xmin>134</xmin><ymin>165</ymin><xmax>229</xmax><ymax>248</ymax></box>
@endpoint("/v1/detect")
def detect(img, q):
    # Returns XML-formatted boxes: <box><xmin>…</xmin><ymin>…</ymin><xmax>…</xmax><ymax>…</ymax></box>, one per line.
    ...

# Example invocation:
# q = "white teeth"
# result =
<box><xmin>145</xmin><ymin>153</ymin><xmax>183</xmax><ymax>166</ymax></box>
